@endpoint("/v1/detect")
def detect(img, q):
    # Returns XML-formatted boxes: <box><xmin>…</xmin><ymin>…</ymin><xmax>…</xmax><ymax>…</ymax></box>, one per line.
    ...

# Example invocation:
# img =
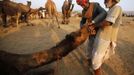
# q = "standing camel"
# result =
<box><xmin>0</xmin><ymin>0</ymin><xmax>34</xmax><ymax>28</ymax></box>
<box><xmin>62</xmin><ymin>0</ymin><xmax>74</xmax><ymax>24</ymax></box>
<box><xmin>0</xmin><ymin>0</ymin><xmax>22</xmax><ymax>27</ymax></box>
<box><xmin>45</xmin><ymin>0</ymin><xmax>60</xmax><ymax>28</ymax></box>
<box><xmin>20</xmin><ymin>1</ymin><xmax>31</xmax><ymax>23</ymax></box>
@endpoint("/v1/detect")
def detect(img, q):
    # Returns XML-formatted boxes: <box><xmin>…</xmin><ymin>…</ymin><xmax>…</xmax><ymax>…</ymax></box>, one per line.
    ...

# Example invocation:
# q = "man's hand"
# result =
<box><xmin>101</xmin><ymin>20</ymin><xmax>112</xmax><ymax>29</ymax></box>
<box><xmin>87</xmin><ymin>23</ymin><xmax>96</xmax><ymax>35</ymax></box>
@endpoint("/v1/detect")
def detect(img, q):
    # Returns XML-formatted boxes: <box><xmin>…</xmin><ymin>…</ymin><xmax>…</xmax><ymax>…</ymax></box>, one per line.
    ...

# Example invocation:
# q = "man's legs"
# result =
<box><xmin>92</xmin><ymin>38</ymin><xmax>110</xmax><ymax>75</ymax></box>
<box><xmin>94</xmin><ymin>67</ymin><xmax>101</xmax><ymax>75</ymax></box>
<box><xmin>85</xmin><ymin>36</ymin><xmax>95</xmax><ymax>65</ymax></box>
<box><xmin>82</xmin><ymin>36</ymin><xmax>95</xmax><ymax>75</ymax></box>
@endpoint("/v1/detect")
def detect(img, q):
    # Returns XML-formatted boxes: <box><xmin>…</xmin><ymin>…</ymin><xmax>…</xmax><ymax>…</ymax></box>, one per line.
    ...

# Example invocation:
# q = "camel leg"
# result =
<box><xmin>48</xmin><ymin>8</ymin><xmax>52</xmax><ymax>19</ymax></box>
<box><xmin>66</xmin><ymin>11</ymin><xmax>70</xmax><ymax>24</ymax></box>
<box><xmin>15</xmin><ymin>13</ymin><xmax>21</xmax><ymax>28</ymax></box>
<box><xmin>1</xmin><ymin>14</ymin><xmax>8</xmax><ymax>27</ymax></box>
<box><xmin>62</xmin><ymin>13</ymin><xmax>67</xmax><ymax>24</ymax></box>
<box><xmin>55</xmin><ymin>15</ymin><xmax>60</xmax><ymax>28</ymax></box>
<box><xmin>25</xmin><ymin>14</ymin><xmax>30</xmax><ymax>26</ymax></box>
<box><xmin>65</xmin><ymin>17</ymin><xmax>67</xmax><ymax>24</ymax></box>
<box><xmin>62</xmin><ymin>15</ymin><xmax>65</xmax><ymax>24</ymax></box>
<box><xmin>66</xmin><ymin>16</ymin><xmax>70</xmax><ymax>24</ymax></box>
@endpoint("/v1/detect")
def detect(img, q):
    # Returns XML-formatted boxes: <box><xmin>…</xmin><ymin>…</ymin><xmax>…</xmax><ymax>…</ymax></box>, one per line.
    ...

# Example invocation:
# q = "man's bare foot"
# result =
<box><xmin>94</xmin><ymin>68</ymin><xmax>101</xmax><ymax>75</ymax></box>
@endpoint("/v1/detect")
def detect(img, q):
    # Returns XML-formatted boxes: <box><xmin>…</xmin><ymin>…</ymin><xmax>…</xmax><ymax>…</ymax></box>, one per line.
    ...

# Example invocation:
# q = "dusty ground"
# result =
<box><xmin>0</xmin><ymin>16</ymin><xmax>134</xmax><ymax>75</ymax></box>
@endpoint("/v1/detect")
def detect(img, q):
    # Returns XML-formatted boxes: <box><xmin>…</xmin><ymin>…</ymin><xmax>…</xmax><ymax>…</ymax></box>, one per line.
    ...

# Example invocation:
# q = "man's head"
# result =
<box><xmin>76</xmin><ymin>0</ymin><xmax>89</xmax><ymax>8</ymax></box>
<box><xmin>104</xmin><ymin>0</ymin><xmax>120</xmax><ymax>8</ymax></box>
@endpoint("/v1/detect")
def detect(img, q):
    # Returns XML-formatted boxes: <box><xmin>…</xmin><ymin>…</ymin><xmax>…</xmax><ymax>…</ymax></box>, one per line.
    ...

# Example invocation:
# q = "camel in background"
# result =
<box><xmin>38</xmin><ymin>7</ymin><xmax>46</xmax><ymax>19</ymax></box>
<box><xmin>19</xmin><ymin>1</ymin><xmax>32</xmax><ymax>24</ymax></box>
<box><xmin>0</xmin><ymin>0</ymin><xmax>22</xmax><ymax>27</ymax></box>
<box><xmin>62</xmin><ymin>0</ymin><xmax>74</xmax><ymax>24</ymax></box>
<box><xmin>45</xmin><ymin>0</ymin><xmax>60</xmax><ymax>28</ymax></box>
<box><xmin>0</xmin><ymin>0</ymin><xmax>37</xmax><ymax>28</ymax></box>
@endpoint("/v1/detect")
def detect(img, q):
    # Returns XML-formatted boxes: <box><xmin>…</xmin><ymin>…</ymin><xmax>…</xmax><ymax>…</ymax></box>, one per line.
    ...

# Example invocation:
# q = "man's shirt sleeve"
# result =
<box><xmin>106</xmin><ymin>6</ymin><xmax>122</xmax><ymax>24</ymax></box>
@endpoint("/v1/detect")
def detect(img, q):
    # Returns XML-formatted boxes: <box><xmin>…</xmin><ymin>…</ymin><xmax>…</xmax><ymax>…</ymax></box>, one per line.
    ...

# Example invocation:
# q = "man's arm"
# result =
<box><xmin>92</xmin><ymin>3</ymin><xmax>107</xmax><ymax>27</ymax></box>
<box><xmin>101</xmin><ymin>20</ymin><xmax>112</xmax><ymax>29</ymax></box>
<box><xmin>80</xmin><ymin>17</ymin><xmax>86</xmax><ymax>28</ymax></box>
<box><xmin>101</xmin><ymin>6</ymin><xmax>122</xmax><ymax>28</ymax></box>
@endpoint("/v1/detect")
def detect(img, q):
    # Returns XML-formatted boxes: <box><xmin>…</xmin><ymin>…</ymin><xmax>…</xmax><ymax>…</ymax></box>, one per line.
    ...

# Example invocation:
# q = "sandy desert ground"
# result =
<box><xmin>0</xmin><ymin>16</ymin><xmax>134</xmax><ymax>75</ymax></box>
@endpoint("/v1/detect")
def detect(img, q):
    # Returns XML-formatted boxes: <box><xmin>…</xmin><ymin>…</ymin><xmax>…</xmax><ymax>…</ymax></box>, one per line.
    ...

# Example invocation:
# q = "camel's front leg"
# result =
<box><xmin>1</xmin><ymin>14</ymin><xmax>8</xmax><ymax>27</ymax></box>
<box><xmin>16</xmin><ymin>13</ymin><xmax>21</xmax><ymax>28</ymax></box>
<box><xmin>62</xmin><ymin>10</ymin><xmax>67</xmax><ymax>24</ymax></box>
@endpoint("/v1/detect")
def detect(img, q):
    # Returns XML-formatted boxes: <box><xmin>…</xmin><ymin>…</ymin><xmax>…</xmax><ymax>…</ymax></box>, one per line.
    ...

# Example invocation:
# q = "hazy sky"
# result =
<box><xmin>14</xmin><ymin>0</ymin><xmax>134</xmax><ymax>11</ymax></box>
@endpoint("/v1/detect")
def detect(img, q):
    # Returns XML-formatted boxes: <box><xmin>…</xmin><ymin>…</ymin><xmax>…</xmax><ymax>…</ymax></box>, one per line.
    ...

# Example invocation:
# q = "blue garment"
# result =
<box><xmin>80</xmin><ymin>17</ymin><xmax>86</xmax><ymax>28</ymax></box>
<box><xmin>80</xmin><ymin>2</ymin><xmax>107</xmax><ymax>28</ymax></box>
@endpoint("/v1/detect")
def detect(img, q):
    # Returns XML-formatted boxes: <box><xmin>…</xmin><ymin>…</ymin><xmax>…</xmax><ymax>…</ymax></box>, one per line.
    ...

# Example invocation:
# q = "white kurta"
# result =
<box><xmin>92</xmin><ymin>5</ymin><xmax>122</xmax><ymax>70</ymax></box>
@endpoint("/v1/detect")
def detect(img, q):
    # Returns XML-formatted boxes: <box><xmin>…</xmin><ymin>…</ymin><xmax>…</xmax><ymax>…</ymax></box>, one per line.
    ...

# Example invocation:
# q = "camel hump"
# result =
<box><xmin>45</xmin><ymin>0</ymin><xmax>57</xmax><ymax>12</ymax></box>
<box><xmin>18</xmin><ymin>3</ymin><xmax>30</xmax><ymax>12</ymax></box>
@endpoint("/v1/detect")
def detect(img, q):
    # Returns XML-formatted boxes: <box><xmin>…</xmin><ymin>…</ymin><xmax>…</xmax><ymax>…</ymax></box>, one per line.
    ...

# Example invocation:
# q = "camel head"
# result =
<box><xmin>27</xmin><ymin>1</ymin><xmax>31</xmax><ymax>7</ymax></box>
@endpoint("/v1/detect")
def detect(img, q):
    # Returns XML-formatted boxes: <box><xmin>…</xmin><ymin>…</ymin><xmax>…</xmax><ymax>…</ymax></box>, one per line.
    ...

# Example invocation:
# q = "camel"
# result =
<box><xmin>0</xmin><ymin>0</ymin><xmax>33</xmax><ymax>27</ymax></box>
<box><xmin>62</xmin><ymin>0</ymin><xmax>74</xmax><ymax>24</ymax></box>
<box><xmin>29</xmin><ymin>9</ymin><xmax>39</xmax><ymax>20</ymax></box>
<box><xmin>38</xmin><ymin>7</ymin><xmax>46</xmax><ymax>19</ymax></box>
<box><xmin>0</xmin><ymin>23</ymin><xmax>96</xmax><ymax>75</ymax></box>
<box><xmin>0</xmin><ymin>0</ymin><xmax>21</xmax><ymax>27</ymax></box>
<box><xmin>0</xmin><ymin>1</ymin><xmax>96</xmax><ymax>75</ymax></box>
<box><xmin>19</xmin><ymin>1</ymin><xmax>32</xmax><ymax>24</ymax></box>
<box><xmin>45</xmin><ymin>0</ymin><xmax>60</xmax><ymax>28</ymax></box>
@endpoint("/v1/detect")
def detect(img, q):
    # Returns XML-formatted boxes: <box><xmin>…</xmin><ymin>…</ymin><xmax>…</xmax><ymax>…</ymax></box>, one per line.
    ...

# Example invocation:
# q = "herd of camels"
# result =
<box><xmin>0</xmin><ymin>0</ymin><xmax>74</xmax><ymax>28</ymax></box>
<box><xmin>0</xmin><ymin>0</ymin><xmax>96</xmax><ymax>75</ymax></box>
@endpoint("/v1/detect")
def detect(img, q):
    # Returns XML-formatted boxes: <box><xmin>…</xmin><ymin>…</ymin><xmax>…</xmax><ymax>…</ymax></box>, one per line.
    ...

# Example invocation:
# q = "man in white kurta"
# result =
<box><xmin>91</xmin><ymin>0</ymin><xmax>122</xmax><ymax>75</ymax></box>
